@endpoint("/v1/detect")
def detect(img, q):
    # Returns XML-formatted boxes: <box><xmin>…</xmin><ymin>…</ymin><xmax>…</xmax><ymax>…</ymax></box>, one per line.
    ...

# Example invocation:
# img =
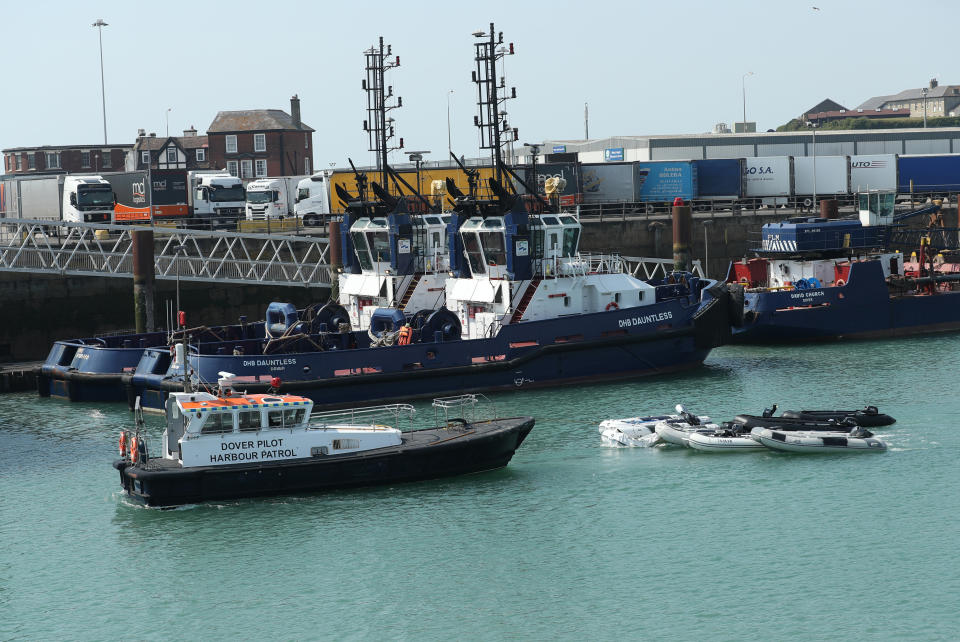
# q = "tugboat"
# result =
<box><xmin>114</xmin><ymin>375</ymin><xmax>534</xmax><ymax>507</ymax></box>
<box><xmin>728</xmin><ymin>192</ymin><xmax>960</xmax><ymax>342</ymax></box>
<box><xmin>125</xmin><ymin>25</ymin><xmax>731</xmax><ymax>413</ymax></box>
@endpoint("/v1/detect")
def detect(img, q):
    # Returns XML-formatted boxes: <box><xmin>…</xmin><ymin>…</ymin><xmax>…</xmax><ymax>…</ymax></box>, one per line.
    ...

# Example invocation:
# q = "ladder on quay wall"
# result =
<box><xmin>0</xmin><ymin>219</ymin><xmax>332</xmax><ymax>288</ymax></box>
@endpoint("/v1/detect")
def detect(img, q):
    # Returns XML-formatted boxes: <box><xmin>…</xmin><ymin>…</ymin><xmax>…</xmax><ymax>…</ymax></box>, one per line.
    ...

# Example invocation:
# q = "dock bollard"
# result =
<box><xmin>672</xmin><ymin>198</ymin><xmax>692</xmax><ymax>272</ymax></box>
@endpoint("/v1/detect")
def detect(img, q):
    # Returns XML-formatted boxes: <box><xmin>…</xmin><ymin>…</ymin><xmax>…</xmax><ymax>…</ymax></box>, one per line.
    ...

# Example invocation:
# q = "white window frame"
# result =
<box><xmin>241</xmin><ymin>159</ymin><xmax>253</xmax><ymax>178</ymax></box>
<box><xmin>16</xmin><ymin>155</ymin><xmax>22</xmax><ymax>171</ymax></box>
<box><xmin>196</xmin><ymin>148</ymin><xmax>206</xmax><ymax>162</ymax></box>
<box><xmin>255</xmin><ymin>159</ymin><xmax>267</xmax><ymax>177</ymax></box>
<box><xmin>226</xmin><ymin>160</ymin><xmax>239</xmax><ymax>177</ymax></box>
<box><xmin>28</xmin><ymin>153</ymin><xmax>36</xmax><ymax>170</ymax></box>
<box><xmin>225</xmin><ymin>135</ymin><xmax>237</xmax><ymax>153</ymax></box>
<box><xmin>166</xmin><ymin>147</ymin><xmax>178</xmax><ymax>163</ymax></box>
<box><xmin>45</xmin><ymin>152</ymin><xmax>60</xmax><ymax>169</ymax></box>
<box><xmin>254</xmin><ymin>133</ymin><xmax>266</xmax><ymax>152</ymax></box>
<box><xmin>81</xmin><ymin>151</ymin><xmax>91</xmax><ymax>168</ymax></box>
<box><xmin>304</xmin><ymin>157</ymin><xmax>311</xmax><ymax>175</ymax></box>
<box><xmin>141</xmin><ymin>151</ymin><xmax>150</xmax><ymax>165</ymax></box>
<box><xmin>305</xmin><ymin>133</ymin><xmax>309</xmax><ymax>149</ymax></box>
<box><xmin>102</xmin><ymin>151</ymin><xmax>112</xmax><ymax>168</ymax></box>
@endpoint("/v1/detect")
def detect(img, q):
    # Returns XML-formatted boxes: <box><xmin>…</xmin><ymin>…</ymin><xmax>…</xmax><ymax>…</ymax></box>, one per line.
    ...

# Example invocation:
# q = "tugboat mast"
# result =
<box><xmin>364</xmin><ymin>37</ymin><xmax>403</xmax><ymax>195</ymax></box>
<box><xmin>473</xmin><ymin>23</ymin><xmax>516</xmax><ymax>186</ymax></box>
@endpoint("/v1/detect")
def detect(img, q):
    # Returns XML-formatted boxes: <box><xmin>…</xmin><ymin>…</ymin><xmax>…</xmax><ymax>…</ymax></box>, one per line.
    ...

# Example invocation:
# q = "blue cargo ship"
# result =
<box><xmin>727</xmin><ymin>193</ymin><xmax>960</xmax><ymax>342</ymax></box>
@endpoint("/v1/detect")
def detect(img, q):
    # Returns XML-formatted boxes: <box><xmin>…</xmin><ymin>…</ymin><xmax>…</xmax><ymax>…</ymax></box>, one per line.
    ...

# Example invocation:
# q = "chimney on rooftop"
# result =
<box><xmin>183</xmin><ymin>126</ymin><xmax>197</xmax><ymax>137</ymax></box>
<box><xmin>137</xmin><ymin>128</ymin><xmax>146</xmax><ymax>138</ymax></box>
<box><xmin>149</xmin><ymin>132</ymin><xmax>156</xmax><ymax>137</ymax></box>
<box><xmin>930</xmin><ymin>78</ymin><xmax>939</xmax><ymax>89</ymax></box>
<box><xmin>291</xmin><ymin>94</ymin><xmax>301</xmax><ymax>130</ymax></box>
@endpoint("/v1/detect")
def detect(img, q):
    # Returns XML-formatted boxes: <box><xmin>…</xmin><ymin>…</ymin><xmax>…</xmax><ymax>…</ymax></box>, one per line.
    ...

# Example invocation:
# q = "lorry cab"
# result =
<box><xmin>294</xmin><ymin>173</ymin><xmax>331</xmax><ymax>227</ymax></box>
<box><xmin>62</xmin><ymin>175</ymin><xmax>115</xmax><ymax>223</ymax></box>
<box><xmin>190</xmin><ymin>172</ymin><xmax>245</xmax><ymax>227</ymax></box>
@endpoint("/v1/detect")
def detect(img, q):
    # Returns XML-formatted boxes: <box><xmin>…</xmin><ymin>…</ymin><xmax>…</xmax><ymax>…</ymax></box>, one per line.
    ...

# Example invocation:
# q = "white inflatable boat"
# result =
<box><xmin>599</xmin><ymin>406</ymin><xmax>711</xmax><ymax>448</ymax></box>
<box><xmin>751</xmin><ymin>427</ymin><xmax>887</xmax><ymax>453</ymax></box>
<box><xmin>653</xmin><ymin>405</ymin><xmax>719</xmax><ymax>447</ymax></box>
<box><xmin>686</xmin><ymin>427</ymin><xmax>766</xmax><ymax>452</ymax></box>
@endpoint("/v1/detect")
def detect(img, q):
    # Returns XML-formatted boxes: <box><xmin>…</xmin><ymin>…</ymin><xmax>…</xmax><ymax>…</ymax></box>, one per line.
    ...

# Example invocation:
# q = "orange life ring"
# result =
<box><xmin>130</xmin><ymin>435</ymin><xmax>139</xmax><ymax>463</ymax></box>
<box><xmin>118</xmin><ymin>431</ymin><xmax>127</xmax><ymax>457</ymax></box>
<box><xmin>605</xmin><ymin>301</ymin><xmax>619</xmax><ymax>311</ymax></box>
<box><xmin>169</xmin><ymin>345</ymin><xmax>176</xmax><ymax>357</ymax></box>
<box><xmin>836</xmin><ymin>279</ymin><xmax>846</xmax><ymax>287</ymax></box>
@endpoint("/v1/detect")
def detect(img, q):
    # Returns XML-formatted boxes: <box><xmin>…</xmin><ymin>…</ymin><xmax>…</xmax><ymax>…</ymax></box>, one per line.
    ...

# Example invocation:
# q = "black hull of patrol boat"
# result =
<box><xmin>114</xmin><ymin>417</ymin><xmax>534</xmax><ymax>507</ymax></box>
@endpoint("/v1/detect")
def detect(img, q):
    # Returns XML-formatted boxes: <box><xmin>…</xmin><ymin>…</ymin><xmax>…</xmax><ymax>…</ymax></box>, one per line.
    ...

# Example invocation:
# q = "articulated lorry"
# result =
<box><xmin>0</xmin><ymin>174</ymin><xmax>115</xmax><ymax>223</ymax></box>
<box><xmin>293</xmin><ymin>173</ymin><xmax>332</xmax><ymax>227</ymax></box>
<box><xmin>245</xmin><ymin>176</ymin><xmax>308</xmax><ymax>221</ymax></box>
<box><xmin>189</xmin><ymin>171</ymin><xmax>246</xmax><ymax>228</ymax></box>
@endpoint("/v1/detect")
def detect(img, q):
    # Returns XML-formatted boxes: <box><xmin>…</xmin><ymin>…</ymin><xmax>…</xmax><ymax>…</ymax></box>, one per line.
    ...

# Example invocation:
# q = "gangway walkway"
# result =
<box><xmin>0</xmin><ymin>219</ymin><xmax>332</xmax><ymax>287</ymax></box>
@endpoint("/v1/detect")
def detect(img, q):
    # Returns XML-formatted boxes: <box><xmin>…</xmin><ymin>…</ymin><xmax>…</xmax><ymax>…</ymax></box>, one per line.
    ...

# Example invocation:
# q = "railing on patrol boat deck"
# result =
<box><xmin>0</xmin><ymin>218</ymin><xmax>332</xmax><ymax>287</ymax></box>
<box><xmin>308</xmin><ymin>403</ymin><xmax>416</xmax><ymax>430</ymax></box>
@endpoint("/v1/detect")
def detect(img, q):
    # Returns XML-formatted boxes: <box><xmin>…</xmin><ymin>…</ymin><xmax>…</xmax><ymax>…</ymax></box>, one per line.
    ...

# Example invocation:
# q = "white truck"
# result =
<box><xmin>294</xmin><ymin>173</ymin><xmax>332</xmax><ymax>227</ymax></box>
<box><xmin>62</xmin><ymin>175</ymin><xmax>115</xmax><ymax>223</ymax></box>
<box><xmin>245</xmin><ymin>176</ymin><xmax>307</xmax><ymax>221</ymax></box>
<box><xmin>188</xmin><ymin>171</ymin><xmax>246</xmax><ymax>228</ymax></box>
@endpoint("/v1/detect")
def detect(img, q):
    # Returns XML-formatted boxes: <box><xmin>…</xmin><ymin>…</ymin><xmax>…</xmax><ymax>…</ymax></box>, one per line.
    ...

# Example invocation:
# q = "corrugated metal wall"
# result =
<box><xmin>705</xmin><ymin>144</ymin><xmax>755</xmax><ymax>159</ymax></box>
<box><xmin>904</xmin><ymin>139</ymin><xmax>950</xmax><ymax>154</ymax></box>
<box><xmin>757</xmin><ymin>143</ymin><xmax>805</xmax><ymax>156</ymax></box>
<box><xmin>651</xmin><ymin>146</ymin><xmax>702</xmax><ymax>160</ymax></box>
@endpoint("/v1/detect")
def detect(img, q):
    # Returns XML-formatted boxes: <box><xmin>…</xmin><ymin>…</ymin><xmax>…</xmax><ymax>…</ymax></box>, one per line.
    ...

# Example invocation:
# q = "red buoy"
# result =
<box><xmin>270</xmin><ymin>376</ymin><xmax>282</xmax><ymax>389</ymax></box>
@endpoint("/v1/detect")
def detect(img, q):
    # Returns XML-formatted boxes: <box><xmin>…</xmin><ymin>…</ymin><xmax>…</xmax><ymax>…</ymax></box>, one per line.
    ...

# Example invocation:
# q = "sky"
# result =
<box><xmin>2</xmin><ymin>0</ymin><xmax>957</xmax><ymax>169</ymax></box>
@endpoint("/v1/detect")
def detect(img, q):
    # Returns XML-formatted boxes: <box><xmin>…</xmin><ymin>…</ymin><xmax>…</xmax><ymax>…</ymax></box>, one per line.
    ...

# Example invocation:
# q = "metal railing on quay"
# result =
<box><xmin>0</xmin><ymin>218</ymin><xmax>332</xmax><ymax>287</ymax></box>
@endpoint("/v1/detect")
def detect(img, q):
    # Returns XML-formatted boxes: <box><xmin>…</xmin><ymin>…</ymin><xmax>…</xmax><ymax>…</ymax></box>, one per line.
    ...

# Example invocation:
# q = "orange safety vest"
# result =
<box><xmin>397</xmin><ymin>326</ymin><xmax>412</xmax><ymax>346</ymax></box>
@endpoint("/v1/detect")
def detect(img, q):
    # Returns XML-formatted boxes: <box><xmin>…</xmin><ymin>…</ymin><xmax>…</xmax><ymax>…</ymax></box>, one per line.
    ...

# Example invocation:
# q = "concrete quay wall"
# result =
<box><xmin>0</xmin><ymin>273</ymin><xmax>328</xmax><ymax>361</ymax></box>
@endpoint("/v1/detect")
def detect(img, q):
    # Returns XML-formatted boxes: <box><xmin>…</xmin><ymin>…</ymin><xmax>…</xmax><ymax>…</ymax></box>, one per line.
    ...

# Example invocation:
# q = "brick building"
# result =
<box><xmin>131</xmin><ymin>127</ymin><xmax>212</xmax><ymax>171</ymax></box>
<box><xmin>3</xmin><ymin>144</ymin><xmax>131</xmax><ymax>175</ymax></box>
<box><xmin>207</xmin><ymin>95</ymin><xmax>314</xmax><ymax>179</ymax></box>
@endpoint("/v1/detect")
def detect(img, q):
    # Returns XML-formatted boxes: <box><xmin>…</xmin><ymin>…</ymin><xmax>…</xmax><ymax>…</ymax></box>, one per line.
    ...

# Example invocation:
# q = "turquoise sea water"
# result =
<box><xmin>2</xmin><ymin>338</ymin><xmax>959</xmax><ymax>640</ymax></box>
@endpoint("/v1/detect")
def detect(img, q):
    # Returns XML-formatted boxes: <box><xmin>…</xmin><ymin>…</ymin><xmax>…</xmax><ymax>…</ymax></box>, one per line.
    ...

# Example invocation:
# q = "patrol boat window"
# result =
<box><xmin>562</xmin><ymin>227</ymin><xmax>580</xmax><ymax>257</ymax></box>
<box><xmin>238</xmin><ymin>410</ymin><xmax>263</xmax><ymax>432</ymax></box>
<box><xmin>463</xmin><ymin>231</ymin><xmax>486</xmax><ymax>275</ymax></box>
<box><xmin>201</xmin><ymin>412</ymin><xmax>233</xmax><ymax>434</ymax></box>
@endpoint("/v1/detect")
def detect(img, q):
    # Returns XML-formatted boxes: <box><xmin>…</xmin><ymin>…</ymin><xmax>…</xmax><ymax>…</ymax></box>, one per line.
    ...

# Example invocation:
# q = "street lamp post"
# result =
<box><xmin>92</xmin><ymin>18</ymin><xmax>108</xmax><ymax>145</ymax></box>
<box><xmin>446</xmin><ymin>90</ymin><xmax>454</xmax><ymax>156</ymax></box>
<box><xmin>921</xmin><ymin>87</ymin><xmax>928</xmax><ymax>128</ymax></box>
<box><xmin>807</xmin><ymin>122</ymin><xmax>818</xmax><ymax>210</ymax></box>
<box><xmin>165</xmin><ymin>108</ymin><xmax>171</xmax><ymax>137</ymax></box>
<box><xmin>741</xmin><ymin>72</ymin><xmax>754</xmax><ymax>133</ymax></box>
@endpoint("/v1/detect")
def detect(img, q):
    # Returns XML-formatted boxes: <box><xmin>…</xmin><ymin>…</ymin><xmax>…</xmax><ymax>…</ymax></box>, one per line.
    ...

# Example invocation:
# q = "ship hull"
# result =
<box><xmin>129</xmin><ymin>284</ymin><xmax>729</xmax><ymax>413</ymax></box>
<box><xmin>731</xmin><ymin>261</ymin><xmax>960</xmax><ymax>343</ymax></box>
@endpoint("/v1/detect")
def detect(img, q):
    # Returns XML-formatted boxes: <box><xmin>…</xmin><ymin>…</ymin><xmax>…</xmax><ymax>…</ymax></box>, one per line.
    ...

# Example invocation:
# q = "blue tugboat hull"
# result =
<box><xmin>732</xmin><ymin>261</ymin><xmax>960</xmax><ymax>343</ymax></box>
<box><xmin>129</xmin><ymin>286</ymin><xmax>727</xmax><ymax>412</ymax></box>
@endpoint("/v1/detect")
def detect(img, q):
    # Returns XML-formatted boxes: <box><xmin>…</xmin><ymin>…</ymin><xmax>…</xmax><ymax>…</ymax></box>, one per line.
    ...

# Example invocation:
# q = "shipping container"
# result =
<box><xmin>793</xmin><ymin>155</ymin><xmax>850</xmax><ymax>196</ymax></box>
<box><xmin>329</xmin><ymin>166</ymin><xmax>498</xmax><ymax>213</ymax></box>
<box><xmin>744</xmin><ymin>156</ymin><xmax>793</xmax><ymax>197</ymax></box>
<box><xmin>634</xmin><ymin>161</ymin><xmax>697</xmax><ymax>202</ymax></box>
<box><xmin>581</xmin><ymin>163</ymin><xmax>634</xmax><ymax>202</ymax></box>
<box><xmin>849</xmin><ymin>154</ymin><xmax>898</xmax><ymax>193</ymax></box>
<box><xmin>692</xmin><ymin>159</ymin><xmax>744</xmax><ymax>199</ymax></box>
<box><xmin>897</xmin><ymin>154</ymin><xmax>960</xmax><ymax>194</ymax></box>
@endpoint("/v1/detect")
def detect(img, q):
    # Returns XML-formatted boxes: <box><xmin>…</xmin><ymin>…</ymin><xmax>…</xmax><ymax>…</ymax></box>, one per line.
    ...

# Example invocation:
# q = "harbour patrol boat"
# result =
<box><xmin>114</xmin><ymin>380</ymin><xmax>534</xmax><ymax>507</ymax></box>
<box><xmin>728</xmin><ymin>192</ymin><xmax>960</xmax><ymax>342</ymax></box>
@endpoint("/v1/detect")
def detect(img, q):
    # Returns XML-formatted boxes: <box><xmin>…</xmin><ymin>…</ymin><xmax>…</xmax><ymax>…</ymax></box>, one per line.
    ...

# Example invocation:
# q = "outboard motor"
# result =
<box><xmin>761</xmin><ymin>403</ymin><xmax>778</xmax><ymax>418</ymax></box>
<box><xmin>675</xmin><ymin>403</ymin><xmax>700</xmax><ymax>426</ymax></box>
<box><xmin>265</xmin><ymin>302</ymin><xmax>298</xmax><ymax>338</ymax></box>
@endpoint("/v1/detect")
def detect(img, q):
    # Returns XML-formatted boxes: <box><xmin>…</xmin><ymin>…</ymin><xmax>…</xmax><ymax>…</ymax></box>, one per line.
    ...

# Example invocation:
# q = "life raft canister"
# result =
<box><xmin>397</xmin><ymin>325</ymin><xmax>413</xmax><ymax>346</ymax></box>
<box><xmin>119</xmin><ymin>431</ymin><xmax>127</xmax><ymax>457</ymax></box>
